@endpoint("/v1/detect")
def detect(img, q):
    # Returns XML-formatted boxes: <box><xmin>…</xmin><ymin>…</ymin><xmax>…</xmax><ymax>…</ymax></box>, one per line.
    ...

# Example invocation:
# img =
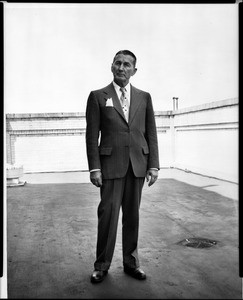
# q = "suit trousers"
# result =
<box><xmin>94</xmin><ymin>161</ymin><xmax>145</xmax><ymax>271</ymax></box>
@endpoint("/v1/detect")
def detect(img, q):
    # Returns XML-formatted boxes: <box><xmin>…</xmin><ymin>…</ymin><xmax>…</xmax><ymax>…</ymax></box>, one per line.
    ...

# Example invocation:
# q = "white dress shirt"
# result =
<box><xmin>112</xmin><ymin>81</ymin><xmax>131</xmax><ymax>107</ymax></box>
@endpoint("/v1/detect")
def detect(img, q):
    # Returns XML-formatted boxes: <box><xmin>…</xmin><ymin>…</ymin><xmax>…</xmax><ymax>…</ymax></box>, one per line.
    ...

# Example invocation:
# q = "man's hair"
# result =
<box><xmin>113</xmin><ymin>50</ymin><xmax>137</xmax><ymax>66</ymax></box>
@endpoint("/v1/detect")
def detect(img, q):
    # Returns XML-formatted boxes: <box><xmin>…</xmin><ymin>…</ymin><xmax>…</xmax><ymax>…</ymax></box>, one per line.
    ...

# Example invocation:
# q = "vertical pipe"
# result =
<box><xmin>173</xmin><ymin>97</ymin><xmax>179</xmax><ymax>110</ymax></box>
<box><xmin>172</xmin><ymin>97</ymin><xmax>176</xmax><ymax>110</ymax></box>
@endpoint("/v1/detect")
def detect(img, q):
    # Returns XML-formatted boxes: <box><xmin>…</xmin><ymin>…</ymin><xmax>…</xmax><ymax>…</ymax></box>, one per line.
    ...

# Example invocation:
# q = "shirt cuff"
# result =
<box><xmin>149</xmin><ymin>168</ymin><xmax>159</xmax><ymax>171</ymax></box>
<box><xmin>90</xmin><ymin>169</ymin><xmax>101</xmax><ymax>173</ymax></box>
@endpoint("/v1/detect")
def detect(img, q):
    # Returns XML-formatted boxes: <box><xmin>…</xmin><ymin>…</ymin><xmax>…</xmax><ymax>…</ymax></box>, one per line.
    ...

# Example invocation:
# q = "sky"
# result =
<box><xmin>4</xmin><ymin>3</ymin><xmax>238</xmax><ymax>114</ymax></box>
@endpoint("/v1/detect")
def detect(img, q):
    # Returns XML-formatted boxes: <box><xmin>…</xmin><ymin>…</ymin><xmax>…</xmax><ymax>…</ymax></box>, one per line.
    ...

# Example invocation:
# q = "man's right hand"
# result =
<box><xmin>90</xmin><ymin>170</ymin><xmax>102</xmax><ymax>187</ymax></box>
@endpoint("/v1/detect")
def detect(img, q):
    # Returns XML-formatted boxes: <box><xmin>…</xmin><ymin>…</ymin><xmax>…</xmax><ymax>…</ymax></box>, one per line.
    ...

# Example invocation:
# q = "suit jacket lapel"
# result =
<box><xmin>129</xmin><ymin>85</ymin><xmax>142</xmax><ymax>125</ymax></box>
<box><xmin>103</xmin><ymin>83</ymin><xmax>142</xmax><ymax>125</ymax></box>
<box><xmin>103</xmin><ymin>83</ymin><xmax>126</xmax><ymax>122</ymax></box>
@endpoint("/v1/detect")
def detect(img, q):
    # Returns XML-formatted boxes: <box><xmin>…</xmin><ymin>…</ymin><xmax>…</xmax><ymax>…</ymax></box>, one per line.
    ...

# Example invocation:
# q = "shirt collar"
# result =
<box><xmin>112</xmin><ymin>81</ymin><xmax>131</xmax><ymax>96</ymax></box>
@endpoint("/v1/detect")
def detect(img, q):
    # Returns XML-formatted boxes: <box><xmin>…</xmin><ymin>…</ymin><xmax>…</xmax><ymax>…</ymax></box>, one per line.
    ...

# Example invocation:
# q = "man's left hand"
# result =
<box><xmin>146</xmin><ymin>169</ymin><xmax>158</xmax><ymax>187</ymax></box>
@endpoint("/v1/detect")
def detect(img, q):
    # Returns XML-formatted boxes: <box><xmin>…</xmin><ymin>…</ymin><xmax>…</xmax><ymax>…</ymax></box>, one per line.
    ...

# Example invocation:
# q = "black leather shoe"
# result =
<box><xmin>124</xmin><ymin>266</ymin><xmax>146</xmax><ymax>280</ymax></box>
<box><xmin>90</xmin><ymin>270</ymin><xmax>108</xmax><ymax>283</ymax></box>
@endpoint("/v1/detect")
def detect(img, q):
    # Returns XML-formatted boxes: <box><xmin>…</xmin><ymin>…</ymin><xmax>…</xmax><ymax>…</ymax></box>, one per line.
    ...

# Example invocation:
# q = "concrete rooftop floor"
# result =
<box><xmin>6</xmin><ymin>168</ymin><xmax>241</xmax><ymax>299</ymax></box>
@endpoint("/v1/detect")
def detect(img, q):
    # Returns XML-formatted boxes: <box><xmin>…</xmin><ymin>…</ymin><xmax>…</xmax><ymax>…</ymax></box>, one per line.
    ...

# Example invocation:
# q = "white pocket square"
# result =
<box><xmin>105</xmin><ymin>98</ymin><xmax>113</xmax><ymax>107</ymax></box>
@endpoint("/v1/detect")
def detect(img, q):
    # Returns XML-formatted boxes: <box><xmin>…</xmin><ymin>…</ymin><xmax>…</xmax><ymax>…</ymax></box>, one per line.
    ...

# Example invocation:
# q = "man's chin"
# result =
<box><xmin>114</xmin><ymin>77</ymin><xmax>128</xmax><ymax>86</ymax></box>
<box><xmin>116</xmin><ymin>74</ymin><xmax>126</xmax><ymax>79</ymax></box>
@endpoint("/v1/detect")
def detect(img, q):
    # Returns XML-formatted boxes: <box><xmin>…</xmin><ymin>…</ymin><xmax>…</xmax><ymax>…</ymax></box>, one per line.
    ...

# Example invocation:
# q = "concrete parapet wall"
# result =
<box><xmin>6</xmin><ymin>113</ymin><xmax>87</xmax><ymax>173</ymax></box>
<box><xmin>6</xmin><ymin>98</ymin><xmax>238</xmax><ymax>182</ymax></box>
<box><xmin>172</xmin><ymin>98</ymin><xmax>238</xmax><ymax>183</ymax></box>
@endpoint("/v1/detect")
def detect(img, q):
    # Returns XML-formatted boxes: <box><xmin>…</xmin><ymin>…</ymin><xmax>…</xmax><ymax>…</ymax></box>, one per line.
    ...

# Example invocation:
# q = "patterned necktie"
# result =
<box><xmin>120</xmin><ymin>87</ymin><xmax>129</xmax><ymax>122</ymax></box>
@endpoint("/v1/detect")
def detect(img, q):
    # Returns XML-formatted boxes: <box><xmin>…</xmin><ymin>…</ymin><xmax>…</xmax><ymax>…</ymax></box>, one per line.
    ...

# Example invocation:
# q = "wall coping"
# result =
<box><xmin>6</xmin><ymin>112</ymin><xmax>86</xmax><ymax>119</ymax></box>
<box><xmin>6</xmin><ymin>97</ymin><xmax>238</xmax><ymax>119</ymax></box>
<box><xmin>171</xmin><ymin>97</ymin><xmax>238</xmax><ymax>115</ymax></box>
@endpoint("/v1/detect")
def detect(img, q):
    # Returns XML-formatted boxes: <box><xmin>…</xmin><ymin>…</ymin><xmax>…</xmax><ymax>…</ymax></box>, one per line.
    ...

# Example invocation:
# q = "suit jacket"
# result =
<box><xmin>85</xmin><ymin>82</ymin><xmax>160</xmax><ymax>179</ymax></box>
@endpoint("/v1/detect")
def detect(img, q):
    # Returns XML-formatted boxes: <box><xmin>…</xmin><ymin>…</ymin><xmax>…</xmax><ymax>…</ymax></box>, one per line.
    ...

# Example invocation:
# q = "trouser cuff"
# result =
<box><xmin>94</xmin><ymin>261</ymin><xmax>110</xmax><ymax>271</ymax></box>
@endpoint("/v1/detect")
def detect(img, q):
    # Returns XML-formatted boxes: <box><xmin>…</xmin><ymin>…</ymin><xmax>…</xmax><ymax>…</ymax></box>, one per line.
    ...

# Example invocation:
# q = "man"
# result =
<box><xmin>85</xmin><ymin>50</ymin><xmax>160</xmax><ymax>283</ymax></box>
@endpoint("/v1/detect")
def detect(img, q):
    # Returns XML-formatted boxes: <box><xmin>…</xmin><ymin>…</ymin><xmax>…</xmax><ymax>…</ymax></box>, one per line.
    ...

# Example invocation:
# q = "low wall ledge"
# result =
<box><xmin>6</xmin><ymin>112</ymin><xmax>86</xmax><ymax>119</ymax></box>
<box><xmin>172</xmin><ymin>98</ymin><xmax>238</xmax><ymax>115</ymax></box>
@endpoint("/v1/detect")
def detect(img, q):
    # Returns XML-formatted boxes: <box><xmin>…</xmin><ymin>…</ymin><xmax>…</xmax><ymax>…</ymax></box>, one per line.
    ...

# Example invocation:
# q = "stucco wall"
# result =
<box><xmin>172</xmin><ymin>99</ymin><xmax>238</xmax><ymax>182</ymax></box>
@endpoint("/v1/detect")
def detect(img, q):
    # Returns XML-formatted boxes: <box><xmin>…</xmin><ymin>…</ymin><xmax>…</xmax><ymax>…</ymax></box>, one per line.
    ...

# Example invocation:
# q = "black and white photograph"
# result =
<box><xmin>2</xmin><ymin>2</ymin><xmax>240</xmax><ymax>299</ymax></box>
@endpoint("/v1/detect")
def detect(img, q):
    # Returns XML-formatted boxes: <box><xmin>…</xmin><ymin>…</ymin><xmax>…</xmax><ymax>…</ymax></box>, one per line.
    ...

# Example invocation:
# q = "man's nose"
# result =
<box><xmin>118</xmin><ymin>64</ymin><xmax>124</xmax><ymax>70</ymax></box>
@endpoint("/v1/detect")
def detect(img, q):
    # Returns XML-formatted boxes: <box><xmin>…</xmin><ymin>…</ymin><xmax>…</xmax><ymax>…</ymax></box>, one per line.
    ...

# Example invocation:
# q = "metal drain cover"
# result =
<box><xmin>178</xmin><ymin>237</ymin><xmax>217</xmax><ymax>248</ymax></box>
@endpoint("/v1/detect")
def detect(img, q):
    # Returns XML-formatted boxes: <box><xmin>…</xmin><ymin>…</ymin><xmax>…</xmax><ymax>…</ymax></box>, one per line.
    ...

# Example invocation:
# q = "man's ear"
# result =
<box><xmin>132</xmin><ymin>68</ymin><xmax>137</xmax><ymax>76</ymax></box>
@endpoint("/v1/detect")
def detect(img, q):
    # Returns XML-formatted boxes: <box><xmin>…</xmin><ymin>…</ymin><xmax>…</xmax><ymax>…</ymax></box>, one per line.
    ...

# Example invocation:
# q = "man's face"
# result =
<box><xmin>111</xmin><ymin>54</ymin><xmax>137</xmax><ymax>86</ymax></box>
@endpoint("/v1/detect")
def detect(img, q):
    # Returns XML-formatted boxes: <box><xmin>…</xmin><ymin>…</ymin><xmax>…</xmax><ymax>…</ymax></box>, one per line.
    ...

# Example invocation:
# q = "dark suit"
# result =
<box><xmin>86</xmin><ymin>82</ymin><xmax>159</xmax><ymax>271</ymax></box>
